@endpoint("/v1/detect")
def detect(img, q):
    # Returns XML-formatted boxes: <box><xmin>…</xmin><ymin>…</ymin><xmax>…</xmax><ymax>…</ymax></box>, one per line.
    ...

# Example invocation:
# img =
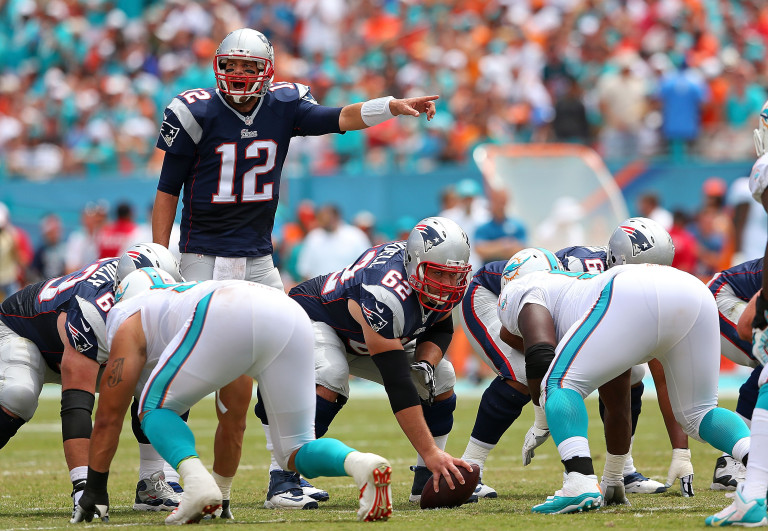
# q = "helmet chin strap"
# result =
<box><xmin>230</xmin><ymin>94</ymin><xmax>255</xmax><ymax>104</ymax></box>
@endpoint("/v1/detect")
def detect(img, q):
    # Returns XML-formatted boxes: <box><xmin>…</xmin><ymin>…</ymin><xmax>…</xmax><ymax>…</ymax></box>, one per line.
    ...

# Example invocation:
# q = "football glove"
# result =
<box><xmin>600</xmin><ymin>477</ymin><xmax>630</xmax><ymax>507</ymax></box>
<box><xmin>522</xmin><ymin>404</ymin><xmax>550</xmax><ymax>466</ymax></box>
<box><xmin>664</xmin><ymin>448</ymin><xmax>694</xmax><ymax>497</ymax></box>
<box><xmin>70</xmin><ymin>488</ymin><xmax>109</xmax><ymax>523</ymax></box>
<box><xmin>754</xmin><ymin>326</ymin><xmax>768</xmax><ymax>367</ymax></box>
<box><xmin>410</xmin><ymin>360</ymin><xmax>436</xmax><ymax>405</ymax></box>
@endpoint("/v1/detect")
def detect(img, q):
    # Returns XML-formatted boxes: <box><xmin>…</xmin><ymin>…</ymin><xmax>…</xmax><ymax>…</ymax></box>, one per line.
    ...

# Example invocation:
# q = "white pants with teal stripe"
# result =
<box><xmin>542</xmin><ymin>266</ymin><xmax>720</xmax><ymax>442</ymax></box>
<box><xmin>137</xmin><ymin>285</ymin><xmax>316</xmax><ymax>470</ymax></box>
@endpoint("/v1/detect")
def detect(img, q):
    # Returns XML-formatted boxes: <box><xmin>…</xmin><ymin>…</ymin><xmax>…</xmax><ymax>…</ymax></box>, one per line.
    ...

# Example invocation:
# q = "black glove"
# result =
<box><xmin>70</xmin><ymin>469</ymin><xmax>109</xmax><ymax>523</ymax></box>
<box><xmin>754</xmin><ymin>292</ymin><xmax>768</xmax><ymax>331</ymax></box>
<box><xmin>410</xmin><ymin>360</ymin><xmax>436</xmax><ymax>405</ymax></box>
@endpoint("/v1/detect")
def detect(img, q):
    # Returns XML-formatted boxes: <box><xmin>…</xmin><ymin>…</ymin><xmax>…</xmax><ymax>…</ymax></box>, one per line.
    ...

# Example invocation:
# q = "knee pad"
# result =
<box><xmin>433</xmin><ymin>359</ymin><xmax>457</xmax><ymax>396</ymax></box>
<box><xmin>422</xmin><ymin>393</ymin><xmax>457</xmax><ymax>437</ymax></box>
<box><xmin>470</xmin><ymin>377</ymin><xmax>530</xmax><ymax>445</ymax></box>
<box><xmin>630</xmin><ymin>383</ymin><xmax>644</xmax><ymax>434</ymax></box>
<box><xmin>0</xmin><ymin>407</ymin><xmax>25</xmax><ymax>449</ymax></box>
<box><xmin>315</xmin><ymin>394</ymin><xmax>346</xmax><ymax>438</ymax></box>
<box><xmin>737</xmin><ymin>366</ymin><xmax>761</xmax><ymax>421</ymax></box>
<box><xmin>0</xmin><ymin>382</ymin><xmax>40</xmax><ymax>422</ymax></box>
<box><xmin>60</xmin><ymin>389</ymin><xmax>95</xmax><ymax>441</ymax></box>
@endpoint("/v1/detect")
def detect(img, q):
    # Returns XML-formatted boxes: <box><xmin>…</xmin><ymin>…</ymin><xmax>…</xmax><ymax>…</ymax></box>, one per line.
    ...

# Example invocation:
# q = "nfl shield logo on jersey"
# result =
<box><xmin>620</xmin><ymin>224</ymin><xmax>654</xmax><ymax>257</ymax></box>
<box><xmin>160</xmin><ymin>121</ymin><xmax>180</xmax><ymax>147</ymax></box>
<box><xmin>414</xmin><ymin>223</ymin><xmax>445</xmax><ymax>252</ymax></box>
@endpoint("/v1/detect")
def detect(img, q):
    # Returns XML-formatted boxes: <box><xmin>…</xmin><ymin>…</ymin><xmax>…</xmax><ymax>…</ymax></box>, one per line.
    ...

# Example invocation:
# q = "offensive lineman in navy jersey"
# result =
<box><xmin>458</xmin><ymin>218</ymin><xmax>695</xmax><ymax>500</ymax></box>
<box><xmin>0</xmin><ymin>244</ymin><xmax>183</xmax><ymax>519</ymax></box>
<box><xmin>252</xmin><ymin>217</ymin><xmax>474</xmax><ymax>506</ymax></box>
<box><xmin>151</xmin><ymin>27</ymin><xmax>440</xmax><ymax>509</ymax></box>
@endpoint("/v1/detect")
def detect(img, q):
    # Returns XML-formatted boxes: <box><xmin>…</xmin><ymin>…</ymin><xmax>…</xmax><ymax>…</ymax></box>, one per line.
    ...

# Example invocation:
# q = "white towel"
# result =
<box><xmin>213</xmin><ymin>257</ymin><xmax>247</xmax><ymax>280</ymax></box>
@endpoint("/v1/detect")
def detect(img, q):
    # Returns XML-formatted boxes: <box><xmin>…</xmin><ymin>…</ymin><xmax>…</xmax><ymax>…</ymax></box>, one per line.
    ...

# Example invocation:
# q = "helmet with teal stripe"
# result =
<box><xmin>500</xmin><ymin>247</ymin><xmax>563</xmax><ymax>291</ymax></box>
<box><xmin>115</xmin><ymin>267</ymin><xmax>177</xmax><ymax>303</ymax></box>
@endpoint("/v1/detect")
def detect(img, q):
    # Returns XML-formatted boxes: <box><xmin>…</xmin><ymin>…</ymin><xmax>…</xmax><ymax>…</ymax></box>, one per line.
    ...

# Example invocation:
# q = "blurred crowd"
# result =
<box><xmin>1</xmin><ymin>174</ymin><xmax>764</xmax><ymax>302</ymax></box>
<box><xmin>0</xmin><ymin>0</ymin><xmax>767</xmax><ymax>182</ymax></box>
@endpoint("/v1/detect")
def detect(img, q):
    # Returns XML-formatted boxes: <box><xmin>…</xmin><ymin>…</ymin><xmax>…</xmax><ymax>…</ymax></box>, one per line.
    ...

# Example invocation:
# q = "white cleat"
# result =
<box><xmin>474</xmin><ymin>480</ymin><xmax>498</xmax><ymax>499</ymax></box>
<box><xmin>164</xmin><ymin>474</ymin><xmax>222</xmax><ymax>525</ymax></box>
<box><xmin>345</xmin><ymin>452</ymin><xmax>393</xmax><ymax>522</ymax></box>
<box><xmin>711</xmin><ymin>455</ymin><xmax>746</xmax><ymax>492</ymax></box>
<box><xmin>263</xmin><ymin>470</ymin><xmax>319</xmax><ymax>510</ymax></box>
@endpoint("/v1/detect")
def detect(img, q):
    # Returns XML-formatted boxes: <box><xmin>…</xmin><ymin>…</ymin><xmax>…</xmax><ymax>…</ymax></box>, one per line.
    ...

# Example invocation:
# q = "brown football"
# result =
<box><xmin>420</xmin><ymin>464</ymin><xmax>480</xmax><ymax>509</ymax></box>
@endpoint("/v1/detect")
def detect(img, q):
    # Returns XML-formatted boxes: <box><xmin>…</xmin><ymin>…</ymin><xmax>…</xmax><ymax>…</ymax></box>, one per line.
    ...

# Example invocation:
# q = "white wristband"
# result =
<box><xmin>361</xmin><ymin>96</ymin><xmax>395</xmax><ymax>127</ymax></box>
<box><xmin>532</xmin><ymin>404</ymin><xmax>548</xmax><ymax>431</ymax></box>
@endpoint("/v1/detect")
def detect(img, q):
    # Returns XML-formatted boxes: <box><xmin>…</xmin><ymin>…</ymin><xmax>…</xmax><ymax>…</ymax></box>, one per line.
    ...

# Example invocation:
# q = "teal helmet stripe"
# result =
<box><xmin>535</xmin><ymin>248</ymin><xmax>560</xmax><ymax>271</ymax></box>
<box><xmin>140</xmin><ymin>292</ymin><xmax>214</xmax><ymax>412</ymax></box>
<box><xmin>545</xmin><ymin>278</ymin><xmax>615</xmax><ymax>392</ymax></box>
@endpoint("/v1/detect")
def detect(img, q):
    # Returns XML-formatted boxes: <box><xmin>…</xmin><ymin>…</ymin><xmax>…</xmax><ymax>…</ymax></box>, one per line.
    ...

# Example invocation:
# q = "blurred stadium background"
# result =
<box><xmin>0</xmin><ymin>0</ymin><xmax>765</xmax><ymax>381</ymax></box>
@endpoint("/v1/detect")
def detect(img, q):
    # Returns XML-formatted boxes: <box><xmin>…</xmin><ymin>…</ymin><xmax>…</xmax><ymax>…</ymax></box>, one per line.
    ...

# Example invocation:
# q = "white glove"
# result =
<box><xmin>665</xmin><ymin>448</ymin><xmax>694</xmax><ymax>497</ymax></box>
<box><xmin>753</xmin><ymin>327</ymin><xmax>768</xmax><ymax>367</ymax></box>
<box><xmin>600</xmin><ymin>477</ymin><xmax>630</xmax><ymax>506</ymax></box>
<box><xmin>522</xmin><ymin>404</ymin><xmax>550</xmax><ymax>466</ymax></box>
<box><xmin>410</xmin><ymin>360</ymin><xmax>436</xmax><ymax>405</ymax></box>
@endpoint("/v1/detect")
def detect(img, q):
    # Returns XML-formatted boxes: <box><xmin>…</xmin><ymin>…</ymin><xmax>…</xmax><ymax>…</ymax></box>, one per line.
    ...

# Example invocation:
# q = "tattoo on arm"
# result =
<box><xmin>107</xmin><ymin>358</ymin><xmax>124</xmax><ymax>388</ymax></box>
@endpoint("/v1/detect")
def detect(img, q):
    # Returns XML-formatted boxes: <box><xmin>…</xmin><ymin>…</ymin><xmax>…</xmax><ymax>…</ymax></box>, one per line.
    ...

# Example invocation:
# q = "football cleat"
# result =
<box><xmin>408</xmin><ymin>465</ymin><xmax>432</xmax><ymax>503</ymax></box>
<box><xmin>263</xmin><ymin>470</ymin><xmax>319</xmax><ymax>510</ymax></box>
<box><xmin>164</xmin><ymin>473</ymin><xmax>222</xmax><ymax>525</ymax></box>
<box><xmin>345</xmin><ymin>452</ymin><xmax>393</xmax><ymax>521</ymax></box>
<box><xmin>711</xmin><ymin>456</ymin><xmax>746</xmax><ymax>491</ymax></box>
<box><xmin>203</xmin><ymin>499</ymin><xmax>233</xmax><ymax>520</ymax></box>
<box><xmin>474</xmin><ymin>480</ymin><xmax>498</xmax><ymax>499</ymax></box>
<box><xmin>705</xmin><ymin>486</ymin><xmax>767</xmax><ymax>526</ymax></box>
<box><xmin>168</xmin><ymin>481</ymin><xmax>184</xmax><ymax>494</ymax></box>
<box><xmin>624</xmin><ymin>471</ymin><xmax>667</xmax><ymax>494</ymax></box>
<box><xmin>133</xmin><ymin>471</ymin><xmax>182</xmax><ymax>511</ymax></box>
<box><xmin>70</xmin><ymin>479</ymin><xmax>86</xmax><ymax>520</ymax></box>
<box><xmin>532</xmin><ymin>472</ymin><xmax>602</xmax><ymax>514</ymax></box>
<box><xmin>300</xmin><ymin>477</ymin><xmax>330</xmax><ymax>502</ymax></box>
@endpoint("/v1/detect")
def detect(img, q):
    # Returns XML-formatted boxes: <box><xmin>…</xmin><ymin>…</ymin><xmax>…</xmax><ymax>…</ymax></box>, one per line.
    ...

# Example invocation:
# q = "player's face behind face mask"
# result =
<box><xmin>224</xmin><ymin>58</ymin><xmax>264</xmax><ymax>96</ymax></box>
<box><xmin>415</xmin><ymin>261</ymin><xmax>469</xmax><ymax>312</ymax></box>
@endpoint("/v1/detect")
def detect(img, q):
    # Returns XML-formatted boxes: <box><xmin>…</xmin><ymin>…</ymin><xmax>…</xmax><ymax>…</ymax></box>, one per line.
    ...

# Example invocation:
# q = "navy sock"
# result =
<box><xmin>630</xmin><ymin>383</ymin><xmax>643</xmax><ymax>435</ymax></box>
<box><xmin>0</xmin><ymin>408</ymin><xmax>25</xmax><ymax>449</ymax></box>
<box><xmin>470</xmin><ymin>377</ymin><xmax>530</xmax><ymax>445</ymax></box>
<box><xmin>736</xmin><ymin>365</ymin><xmax>761</xmax><ymax>422</ymax></box>
<box><xmin>423</xmin><ymin>393</ymin><xmax>457</xmax><ymax>437</ymax></box>
<box><xmin>315</xmin><ymin>395</ymin><xmax>346</xmax><ymax>438</ymax></box>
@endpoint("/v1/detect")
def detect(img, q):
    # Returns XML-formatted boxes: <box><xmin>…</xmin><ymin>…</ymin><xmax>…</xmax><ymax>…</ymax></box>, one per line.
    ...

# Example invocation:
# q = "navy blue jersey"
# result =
<box><xmin>708</xmin><ymin>258</ymin><xmax>763</xmax><ymax>301</ymax></box>
<box><xmin>556</xmin><ymin>246</ymin><xmax>608</xmax><ymax>273</ymax></box>
<box><xmin>156</xmin><ymin>83</ymin><xmax>343</xmax><ymax>257</ymax></box>
<box><xmin>289</xmin><ymin>241</ymin><xmax>456</xmax><ymax>355</ymax></box>
<box><xmin>0</xmin><ymin>259</ymin><xmax>118</xmax><ymax>371</ymax></box>
<box><xmin>469</xmin><ymin>260</ymin><xmax>506</xmax><ymax>297</ymax></box>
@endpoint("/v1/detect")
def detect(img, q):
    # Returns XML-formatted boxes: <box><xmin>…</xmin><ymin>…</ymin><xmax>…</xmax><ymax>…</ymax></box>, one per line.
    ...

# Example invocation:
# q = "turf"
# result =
<box><xmin>0</xmin><ymin>388</ymin><xmax>741</xmax><ymax>529</ymax></box>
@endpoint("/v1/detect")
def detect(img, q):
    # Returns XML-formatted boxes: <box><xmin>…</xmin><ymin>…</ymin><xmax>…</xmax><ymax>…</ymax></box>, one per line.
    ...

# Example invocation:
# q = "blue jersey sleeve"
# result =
<box><xmin>156</xmin><ymin>97</ymin><xmax>199</xmax><ymax>156</ymax></box>
<box><xmin>157</xmin><ymin>151</ymin><xmax>195</xmax><ymax>196</ymax></box>
<box><xmin>63</xmin><ymin>308</ymin><xmax>101</xmax><ymax>362</ymax></box>
<box><xmin>288</xmin><ymin>85</ymin><xmax>343</xmax><ymax>137</ymax></box>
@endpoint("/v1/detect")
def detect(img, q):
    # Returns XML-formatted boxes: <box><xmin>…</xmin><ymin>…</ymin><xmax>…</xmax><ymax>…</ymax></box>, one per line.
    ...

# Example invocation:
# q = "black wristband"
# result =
<box><xmin>86</xmin><ymin>467</ymin><xmax>109</xmax><ymax>494</ymax></box>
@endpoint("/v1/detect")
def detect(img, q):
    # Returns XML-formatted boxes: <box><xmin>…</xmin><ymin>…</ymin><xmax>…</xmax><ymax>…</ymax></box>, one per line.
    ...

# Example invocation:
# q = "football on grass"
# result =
<box><xmin>420</xmin><ymin>464</ymin><xmax>480</xmax><ymax>509</ymax></box>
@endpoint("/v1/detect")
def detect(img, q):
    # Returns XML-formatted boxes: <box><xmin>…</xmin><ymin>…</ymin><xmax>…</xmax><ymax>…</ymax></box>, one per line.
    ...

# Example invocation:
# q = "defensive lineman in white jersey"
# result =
<box><xmin>498</xmin><ymin>264</ymin><xmax>751</xmax><ymax>514</ymax></box>
<box><xmin>71</xmin><ymin>269</ymin><xmax>392</xmax><ymax>524</ymax></box>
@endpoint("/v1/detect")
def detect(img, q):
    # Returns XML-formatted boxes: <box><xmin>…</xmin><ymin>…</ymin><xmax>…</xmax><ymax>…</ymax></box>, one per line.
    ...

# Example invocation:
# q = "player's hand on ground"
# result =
<box><xmin>522</xmin><ymin>424</ymin><xmax>550</xmax><ymax>466</ymax></box>
<box><xmin>423</xmin><ymin>450</ymin><xmax>472</xmax><ymax>493</ymax></box>
<box><xmin>410</xmin><ymin>360</ymin><xmax>436</xmax><ymax>405</ymax></box>
<box><xmin>70</xmin><ymin>489</ymin><xmax>109</xmax><ymax>523</ymax></box>
<box><xmin>390</xmin><ymin>95</ymin><xmax>439</xmax><ymax>121</ymax></box>
<box><xmin>664</xmin><ymin>448</ymin><xmax>694</xmax><ymax>497</ymax></box>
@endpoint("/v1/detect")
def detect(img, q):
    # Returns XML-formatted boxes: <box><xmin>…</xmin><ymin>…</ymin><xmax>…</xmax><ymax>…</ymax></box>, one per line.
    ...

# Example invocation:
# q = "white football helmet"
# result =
<box><xmin>404</xmin><ymin>216</ymin><xmax>472</xmax><ymax>312</ymax></box>
<box><xmin>607</xmin><ymin>217</ymin><xmax>675</xmax><ymax>267</ymax></box>
<box><xmin>115</xmin><ymin>242</ymin><xmax>183</xmax><ymax>290</ymax></box>
<box><xmin>115</xmin><ymin>267</ymin><xmax>177</xmax><ymax>303</ymax></box>
<box><xmin>214</xmin><ymin>28</ymin><xmax>274</xmax><ymax>103</ymax></box>
<box><xmin>754</xmin><ymin>99</ymin><xmax>768</xmax><ymax>157</ymax></box>
<box><xmin>500</xmin><ymin>247</ymin><xmax>564</xmax><ymax>291</ymax></box>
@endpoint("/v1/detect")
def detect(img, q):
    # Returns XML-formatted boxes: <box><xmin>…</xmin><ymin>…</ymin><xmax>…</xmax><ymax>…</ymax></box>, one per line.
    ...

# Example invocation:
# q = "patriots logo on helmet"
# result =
<box><xmin>414</xmin><ymin>223</ymin><xmax>445</xmax><ymax>253</ymax></box>
<box><xmin>620</xmin><ymin>224</ymin><xmax>654</xmax><ymax>257</ymax></box>
<box><xmin>361</xmin><ymin>302</ymin><xmax>388</xmax><ymax>333</ymax></box>
<box><xmin>67</xmin><ymin>322</ymin><xmax>93</xmax><ymax>353</ymax></box>
<box><xmin>160</xmin><ymin>121</ymin><xmax>180</xmax><ymax>147</ymax></box>
<box><xmin>126</xmin><ymin>250</ymin><xmax>153</xmax><ymax>269</ymax></box>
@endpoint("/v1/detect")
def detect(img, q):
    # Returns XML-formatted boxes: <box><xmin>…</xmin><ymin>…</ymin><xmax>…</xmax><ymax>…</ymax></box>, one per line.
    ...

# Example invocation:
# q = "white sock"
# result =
<box><xmin>623</xmin><ymin>437</ymin><xmax>637</xmax><ymax>475</ymax></box>
<box><xmin>262</xmin><ymin>424</ymin><xmax>282</xmax><ymax>473</ymax></box>
<box><xmin>731</xmin><ymin>436</ymin><xmax>751</xmax><ymax>464</ymax></box>
<box><xmin>139</xmin><ymin>443</ymin><xmax>166</xmax><ymax>481</ymax></box>
<box><xmin>741</xmin><ymin>409</ymin><xmax>768</xmax><ymax>499</ymax></box>
<box><xmin>70</xmin><ymin>466</ymin><xmax>88</xmax><ymax>483</ymax></box>
<box><xmin>163</xmin><ymin>461</ymin><xmax>180</xmax><ymax>484</ymax></box>
<box><xmin>557</xmin><ymin>436</ymin><xmax>591</xmax><ymax>462</ymax></box>
<box><xmin>417</xmin><ymin>434</ymin><xmax>448</xmax><ymax>467</ymax></box>
<box><xmin>212</xmin><ymin>471</ymin><xmax>233</xmax><ymax>500</ymax></box>
<box><xmin>178</xmin><ymin>457</ymin><xmax>211</xmax><ymax>484</ymax></box>
<box><xmin>738</xmin><ymin>411</ymin><xmax>752</xmax><ymax>429</ymax></box>
<box><xmin>461</xmin><ymin>437</ymin><xmax>494</xmax><ymax>476</ymax></box>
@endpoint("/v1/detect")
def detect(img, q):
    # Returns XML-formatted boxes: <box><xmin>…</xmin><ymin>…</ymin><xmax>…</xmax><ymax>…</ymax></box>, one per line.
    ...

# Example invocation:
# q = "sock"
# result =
<box><xmin>261</xmin><ymin>424</ymin><xmax>282</xmax><ymax>473</ymax></box>
<box><xmin>69</xmin><ymin>465</ymin><xmax>88</xmax><ymax>483</ymax></box>
<box><xmin>138</xmin><ymin>443</ymin><xmax>166</xmax><ymax>481</ymax></box>
<box><xmin>546</xmin><ymin>388</ymin><xmax>588</xmax><ymax>446</ymax></box>
<box><xmin>736</xmin><ymin>365</ymin><xmax>761</xmax><ymax>422</ymax></box>
<box><xmin>461</xmin><ymin>437</ymin><xmax>494</xmax><ymax>476</ymax></box>
<box><xmin>557</xmin><ymin>436</ymin><xmax>591</xmax><ymax>461</ymax></box>
<box><xmin>315</xmin><ymin>395</ymin><xmax>344</xmax><ymax>438</ymax></box>
<box><xmin>416</xmin><ymin>434</ymin><xmax>448</xmax><ymax>468</ymax></box>
<box><xmin>178</xmin><ymin>456</ymin><xmax>213</xmax><ymax>486</ymax></box>
<box><xmin>163</xmin><ymin>461</ymin><xmax>180</xmax><ymax>484</ymax></box>
<box><xmin>563</xmin><ymin>455</ymin><xmax>594</xmax><ymax>476</ymax></box>
<box><xmin>212</xmin><ymin>471</ymin><xmax>233</xmax><ymax>500</ymax></box>
<box><xmin>623</xmin><ymin>437</ymin><xmax>637</xmax><ymax>475</ymax></box>
<box><xmin>741</xmin><ymin>408</ymin><xmax>768</xmax><ymax>499</ymax></box>
<box><xmin>294</xmin><ymin>438</ymin><xmax>355</xmax><ymax>479</ymax></box>
<box><xmin>630</xmin><ymin>383</ymin><xmax>643</xmax><ymax>435</ymax></box>
<box><xmin>141</xmin><ymin>409</ymin><xmax>197</xmax><ymax>469</ymax></box>
<box><xmin>698</xmin><ymin>407</ymin><xmax>751</xmax><ymax>456</ymax></box>
<box><xmin>469</xmin><ymin>377</ymin><xmax>529</xmax><ymax>445</ymax></box>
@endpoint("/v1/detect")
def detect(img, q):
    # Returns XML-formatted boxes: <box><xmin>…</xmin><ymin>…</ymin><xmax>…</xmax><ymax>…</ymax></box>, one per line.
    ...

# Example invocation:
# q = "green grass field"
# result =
<box><xmin>0</xmin><ymin>388</ymin><xmax>741</xmax><ymax>530</ymax></box>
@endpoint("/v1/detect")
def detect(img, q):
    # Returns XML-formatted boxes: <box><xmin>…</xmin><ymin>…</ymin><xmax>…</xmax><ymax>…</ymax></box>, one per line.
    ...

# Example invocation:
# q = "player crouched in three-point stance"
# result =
<box><xmin>497</xmin><ymin>260</ymin><xmax>750</xmax><ymax>514</ymax></box>
<box><xmin>254</xmin><ymin>217</ymin><xmax>473</xmax><ymax>507</ymax></box>
<box><xmin>0</xmin><ymin>243</ymin><xmax>183</xmax><ymax>518</ymax></box>
<box><xmin>71</xmin><ymin>268</ymin><xmax>392</xmax><ymax>525</ymax></box>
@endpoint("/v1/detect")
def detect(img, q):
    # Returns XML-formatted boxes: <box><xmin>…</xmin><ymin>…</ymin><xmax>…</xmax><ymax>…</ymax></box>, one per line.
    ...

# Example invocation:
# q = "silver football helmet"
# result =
<box><xmin>214</xmin><ymin>28</ymin><xmax>275</xmax><ymax>103</ymax></box>
<box><xmin>115</xmin><ymin>267</ymin><xmax>177</xmax><ymax>304</ymax></box>
<box><xmin>500</xmin><ymin>247</ymin><xmax>564</xmax><ymax>292</ymax></box>
<box><xmin>754</xmin><ymin>99</ymin><xmax>768</xmax><ymax>157</ymax></box>
<box><xmin>607</xmin><ymin>217</ymin><xmax>675</xmax><ymax>267</ymax></box>
<box><xmin>115</xmin><ymin>242</ymin><xmax>183</xmax><ymax>290</ymax></box>
<box><xmin>404</xmin><ymin>216</ymin><xmax>472</xmax><ymax>312</ymax></box>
